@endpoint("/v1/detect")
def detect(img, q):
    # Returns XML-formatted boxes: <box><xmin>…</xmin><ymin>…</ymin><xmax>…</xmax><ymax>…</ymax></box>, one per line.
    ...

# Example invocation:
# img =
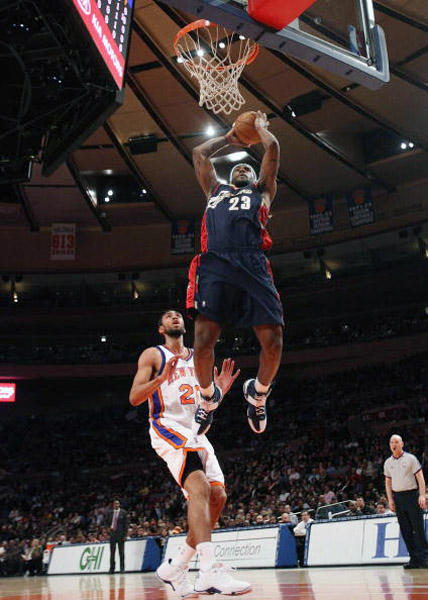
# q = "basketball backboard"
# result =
<box><xmin>161</xmin><ymin>0</ymin><xmax>389</xmax><ymax>89</ymax></box>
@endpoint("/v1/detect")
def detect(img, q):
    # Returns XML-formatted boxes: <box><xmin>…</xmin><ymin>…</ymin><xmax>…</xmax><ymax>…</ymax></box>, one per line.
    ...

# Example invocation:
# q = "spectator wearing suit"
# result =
<box><xmin>384</xmin><ymin>434</ymin><xmax>428</xmax><ymax>569</ymax></box>
<box><xmin>107</xmin><ymin>500</ymin><xmax>129</xmax><ymax>574</ymax></box>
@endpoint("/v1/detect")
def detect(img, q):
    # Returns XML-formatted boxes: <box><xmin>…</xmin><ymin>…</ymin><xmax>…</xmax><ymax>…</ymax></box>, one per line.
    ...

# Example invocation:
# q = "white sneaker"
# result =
<box><xmin>194</xmin><ymin>563</ymin><xmax>252</xmax><ymax>595</ymax></box>
<box><xmin>156</xmin><ymin>559</ymin><xmax>198</xmax><ymax>598</ymax></box>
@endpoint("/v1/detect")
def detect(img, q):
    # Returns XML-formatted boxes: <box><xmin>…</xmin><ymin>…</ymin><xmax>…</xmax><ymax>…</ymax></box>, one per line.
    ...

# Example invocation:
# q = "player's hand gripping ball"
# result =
<box><xmin>232</xmin><ymin>110</ymin><xmax>268</xmax><ymax>146</ymax></box>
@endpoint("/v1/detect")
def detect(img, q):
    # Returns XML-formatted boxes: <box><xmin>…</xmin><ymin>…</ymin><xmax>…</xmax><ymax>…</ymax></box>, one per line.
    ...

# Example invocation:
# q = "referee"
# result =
<box><xmin>384</xmin><ymin>434</ymin><xmax>428</xmax><ymax>569</ymax></box>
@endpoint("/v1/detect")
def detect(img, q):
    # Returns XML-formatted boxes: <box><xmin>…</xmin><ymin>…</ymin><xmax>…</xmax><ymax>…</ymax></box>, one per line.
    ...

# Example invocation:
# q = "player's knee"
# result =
<box><xmin>195</xmin><ymin>478</ymin><xmax>212</xmax><ymax>502</ymax></box>
<box><xmin>185</xmin><ymin>469</ymin><xmax>211</xmax><ymax>501</ymax></box>
<box><xmin>263</xmin><ymin>329</ymin><xmax>283</xmax><ymax>357</ymax></box>
<box><xmin>194</xmin><ymin>332</ymin><xmax>216</xmax><ymax>354</ymax></box>
<box><xmin>211</xmin><ymin>485</ymin><xmax>227</xmax><ymax>510</ymax></box>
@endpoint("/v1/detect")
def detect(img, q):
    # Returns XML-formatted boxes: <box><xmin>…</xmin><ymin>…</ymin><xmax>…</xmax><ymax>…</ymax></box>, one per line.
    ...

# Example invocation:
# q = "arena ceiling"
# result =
<box><xmin>1</xmin><ymin>0</ymin><xmax>427</xmax><ymax>280</ymax></box>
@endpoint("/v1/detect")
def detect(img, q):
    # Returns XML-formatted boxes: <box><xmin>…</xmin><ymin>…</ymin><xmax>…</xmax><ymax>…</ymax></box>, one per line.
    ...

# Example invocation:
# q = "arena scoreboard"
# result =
<box><xmin>70</xmin><ymin>0</ymin><xmax>134</xmax><ymax>88</ymax></box>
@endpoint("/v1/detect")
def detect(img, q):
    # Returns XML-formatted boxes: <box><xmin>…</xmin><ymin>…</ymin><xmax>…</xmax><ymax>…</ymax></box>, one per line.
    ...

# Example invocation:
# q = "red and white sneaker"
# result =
<box><xmin>156</xmin><ymin>559</ymin><xmax>198</xmax><ymax>598</ymax></box>
<box><xmin>194</xmin><ymin>563</ymin><xmax>252</xmax><ymax>595</ymax></box>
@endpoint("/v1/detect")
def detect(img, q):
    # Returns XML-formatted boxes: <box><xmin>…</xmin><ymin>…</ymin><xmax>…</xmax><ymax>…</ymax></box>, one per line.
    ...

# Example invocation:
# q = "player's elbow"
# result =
<box><xmin>266</xmin><ymin>138</ymin><xmax>280</xmax><ymax>155</ymax></box>
<box><xmin>129</xmin><ymin>388</ymin><xmax>141</xmax><ymax>407</ymax></box>
<box><xmin>192</xmin><ymin>146</ymin><xmax>205</xmax><ymax>166</ymax></box>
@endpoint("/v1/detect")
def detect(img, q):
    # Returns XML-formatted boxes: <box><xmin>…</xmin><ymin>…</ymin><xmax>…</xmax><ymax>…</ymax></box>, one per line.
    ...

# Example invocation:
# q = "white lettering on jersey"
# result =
<box><xmin>207</xmin><ymin>190</ymin><xmax>232</xmax><ymax>209</ymax></box>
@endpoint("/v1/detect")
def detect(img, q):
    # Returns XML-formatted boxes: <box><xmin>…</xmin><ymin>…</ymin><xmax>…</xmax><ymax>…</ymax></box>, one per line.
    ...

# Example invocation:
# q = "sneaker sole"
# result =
<box><xmin>247</xmin><ymin>415</ymin><xmax>266</xmax><ymax>434</ymax></box>
<box><xmin>195</xmin><ymin>586</ymin><xmax>252</xmax><ymax>596</ymax></box>
<box><xmin>156</xmin><ymin>572</ymin><xmax>199</xmax><ymax>598</ymax></box>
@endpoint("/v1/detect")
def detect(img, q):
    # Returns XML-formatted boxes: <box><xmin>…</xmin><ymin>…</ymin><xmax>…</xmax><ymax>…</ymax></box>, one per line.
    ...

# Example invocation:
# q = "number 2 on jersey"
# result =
<box><xmin>229</xmin><ymin>195</ymin><xmax>251</xmax><ymax>210</ymax></box>
<box><xmin>179</xmin><ymin>383</ymin><xmax>201</xmax><ymax>405</ymax></box>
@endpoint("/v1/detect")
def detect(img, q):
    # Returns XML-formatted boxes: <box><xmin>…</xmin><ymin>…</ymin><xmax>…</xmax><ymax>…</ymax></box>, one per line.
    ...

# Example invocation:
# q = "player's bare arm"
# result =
<box><xmin>129</xmin><ymin>348</ymin><xmax>181</xmax><ymax>406</ymax></box>
<box><xmin>193</xmin><ymin>134</ymin><xmax>240</xmax><ymax>197</ymax></box>
<box><xmin>255</xmin><ymin>111</ymin><xmax>280</xmax><ymax>206</ymax></box>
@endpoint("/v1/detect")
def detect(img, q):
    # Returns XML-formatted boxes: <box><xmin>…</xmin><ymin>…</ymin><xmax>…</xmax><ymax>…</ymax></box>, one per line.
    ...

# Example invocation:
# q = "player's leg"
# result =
<box><xmin>193</xmin><ymin>314</ymin><xmax>221</xmax><ymax>390</ymax></box>
<box><xmin>157</xmin><ymin>454</ymin><xmax>210</xmax><ymax>598</ymax></box>
<box><xmin>186</xmin><ymin>483</ymin><xmax>227</xmax><ymax>548</ymax></box>
<box><xmin>254</xmin><ymin>324</ymin><xmax>283</xmax><ymax>385</ymax></box>
<box><xmin>186</xmin><ymin>477</ymin><xmax>250</xmax><ymax>595</ymax></box>
<box><xmin>244</xmin><ymin>324</ymin><xmax>282</xmax><ymax>434</ymax></box>
<box><xmin>192</xmin><ymin>315</ymin><xmax>223</xmax><ymax>435</ymax></box>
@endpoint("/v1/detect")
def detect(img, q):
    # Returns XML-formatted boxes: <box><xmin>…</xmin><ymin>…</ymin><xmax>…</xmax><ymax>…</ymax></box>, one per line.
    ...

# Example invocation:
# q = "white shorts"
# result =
<box><xmin>149</xmin><ymin>418</ymin><xmax>224</xmax><ymax>495</ymax></box>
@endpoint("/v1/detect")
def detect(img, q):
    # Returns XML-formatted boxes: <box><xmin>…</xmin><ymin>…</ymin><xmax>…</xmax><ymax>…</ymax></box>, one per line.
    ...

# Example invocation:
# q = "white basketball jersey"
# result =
<box><xmin>148</xmin><ymin>345</ymin><xmax>200</xmax><ymax>430</ymax></box>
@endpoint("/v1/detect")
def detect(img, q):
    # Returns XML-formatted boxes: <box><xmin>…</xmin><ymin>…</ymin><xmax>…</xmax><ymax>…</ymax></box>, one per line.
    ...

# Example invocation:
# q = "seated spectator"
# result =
<box><xmin>356</xmin><ymin>497</ymin><xmax>376</xmax><ymax>515</ymax></box>
<box><xmin>348</xmin><ymin>501</ymin><xmax>362</xmax><ymax>517</ymax></box>
<box><xmin>376</xmin><ymin>502</ymin><xmax>393</xmax><ymax>515</ymax></box>
<box><xmin>283</xmin><ymin>505</ymin><xmax>298</xmax><ymax>526</ymax></box>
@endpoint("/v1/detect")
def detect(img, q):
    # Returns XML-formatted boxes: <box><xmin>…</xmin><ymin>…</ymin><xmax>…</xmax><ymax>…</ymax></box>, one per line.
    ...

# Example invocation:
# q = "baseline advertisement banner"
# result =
<box><xmin>346</xmin><ymin>186</ymin><xmax>375</xmax><ymax>227</ymax></box>
<box><xmin>163</xmin><ymin>525</ymin><xmax>297</xmax><ymax>569</ymax></box>
<box><xmin>306</xmin><ymin>514</ymin><xmax>428</xmax><ymax>566</ymax></box>
<box><xmin>50</xmin><ymin>223</ymin><xmax>76</xmax><ymax>261</ymax></box>
<box><xmin>164</xmin><ymin>526</ymin><xmax>281</xmax><ymax>569</ymax></box>
<box><xmin>308</xmin><ymin>195</ymin><xmax>334</xmax><ymax>235</ymax></box>
<box><xmin>48</xmin><ymin>538</ymin><xmax>160</xmax><ymax>574</ymax></box>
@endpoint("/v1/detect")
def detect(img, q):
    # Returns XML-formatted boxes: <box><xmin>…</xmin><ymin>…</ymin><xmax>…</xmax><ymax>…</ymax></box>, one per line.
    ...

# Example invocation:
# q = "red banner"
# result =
<box><xmin>71</xmin><ymin>0</ymin><xmax>125</xmax><ymax>88</ymax></box>
<box><xmin>51</xmin><ymin>224</ymin><xmax>76</xmax><ymax>261</ymax></box>
<box><xmin>0</xmin><ymin>383</ymin><xmax>16</xmax><ymax>403</ymax></box>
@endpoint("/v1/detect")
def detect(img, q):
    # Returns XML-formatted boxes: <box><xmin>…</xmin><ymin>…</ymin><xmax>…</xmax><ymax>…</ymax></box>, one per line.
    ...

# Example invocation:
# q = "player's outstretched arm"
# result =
<box><xmin>193</xmin><ymin>132</ymin><xmax>240</xmax><ymax>197</ymax></box>
<box><xmin>129</xmin><ymin>349</ymin><xmax>180</xmax><ymax>406</ymax></box>
<box><xmin>255</xmin><ymin>111</ymin><xmax>280</xmax><ymax>203</ymax></box>
<box><xmin>214</xmin><ymin>358</ymin><xmax>241</xmax><ymax>397</ymax></box>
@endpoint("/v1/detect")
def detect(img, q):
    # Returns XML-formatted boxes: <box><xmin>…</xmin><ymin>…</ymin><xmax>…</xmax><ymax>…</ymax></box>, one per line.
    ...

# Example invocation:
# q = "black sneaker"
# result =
<box><xmin>192</xmin><ymin>385</ymin><xmax>223</xmax><ymax>436</ymax></box>
<box><xmin>243</xmin><ymin>379</ymin><xmax>271</xmax><ymax>434</ymax></box>
<box><xmin>404</xmin><ymin>561</ymin><xmax>426</xmax><ymax>569</ymax></box>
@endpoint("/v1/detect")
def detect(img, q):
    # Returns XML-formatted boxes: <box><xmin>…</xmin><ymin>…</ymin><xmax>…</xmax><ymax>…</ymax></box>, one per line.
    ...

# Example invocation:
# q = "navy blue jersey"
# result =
<box><xmin>200</xmin><ymin>182</ymin><xmax>272</xmax><ymax>253</ymax></box>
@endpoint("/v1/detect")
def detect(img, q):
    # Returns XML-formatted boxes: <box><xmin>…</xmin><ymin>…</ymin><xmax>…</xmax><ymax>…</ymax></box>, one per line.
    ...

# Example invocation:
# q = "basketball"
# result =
<box><xmin>233</xmin><ymin>111</ymin><xmax>261</xmax><ymax>146</ymax></box>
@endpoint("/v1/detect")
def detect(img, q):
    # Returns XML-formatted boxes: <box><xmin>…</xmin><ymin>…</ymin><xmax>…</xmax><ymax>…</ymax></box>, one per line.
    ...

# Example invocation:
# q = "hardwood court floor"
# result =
<box><xmin>2</xmin><ymin>567</ymin><xmax>428</xmax><ymax>600</ymax></box>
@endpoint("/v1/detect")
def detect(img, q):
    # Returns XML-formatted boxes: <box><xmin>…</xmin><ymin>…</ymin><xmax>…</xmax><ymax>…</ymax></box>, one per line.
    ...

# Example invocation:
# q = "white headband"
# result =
<box><xmin>229</xmin><ymin>163</ymin><xmax>257</xmax><ymax>183</ymax></box>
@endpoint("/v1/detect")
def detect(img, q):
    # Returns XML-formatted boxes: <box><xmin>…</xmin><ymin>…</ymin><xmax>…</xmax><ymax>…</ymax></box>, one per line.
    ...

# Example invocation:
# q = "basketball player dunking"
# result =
<box><xmin>129</xmin><ymin>310</ymin><xmax>251</xmax><ymax>596</ymax></box>
<box><xmin>188</xmin><ymin>111</ymin><xmax>284</xmax><ymax>436</ymax></box>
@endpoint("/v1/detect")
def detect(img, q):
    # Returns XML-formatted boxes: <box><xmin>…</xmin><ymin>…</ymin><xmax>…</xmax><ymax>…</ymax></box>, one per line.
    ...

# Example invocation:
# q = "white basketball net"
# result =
<box><xmin>175</xmin><ymin>21</ymin><xmax>258</xmax><ymax>115</ymax></box>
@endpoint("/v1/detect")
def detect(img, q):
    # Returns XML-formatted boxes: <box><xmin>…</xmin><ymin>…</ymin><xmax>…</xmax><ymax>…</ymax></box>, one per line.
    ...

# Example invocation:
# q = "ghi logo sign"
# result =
<box><xmin>77</xmin><ymin>0</ymin><xmax>92</xmax><ymax>15</ymax></box>
<box><xmin>79</xmin><ymin>546</ymin><xmax>105</xmax><ymax>571</ymax></box>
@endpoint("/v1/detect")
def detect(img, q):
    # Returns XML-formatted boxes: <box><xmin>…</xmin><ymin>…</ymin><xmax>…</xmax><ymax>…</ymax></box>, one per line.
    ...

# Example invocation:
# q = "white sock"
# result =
<box><xmin>200</xmin><ymin>383</ymin><xmax>215</xmax><ymax>399</ymax></box>
<box><xmin>255</xmin><ymin>378</ymin><xmax>270</xmax><ymax>395</ymax></box>
<box><xmin>171</xmin><ymin>541</ymin><xmax>196</xmax><ymax>567</ymax></box>
<box><xmin>196</xmin><ymin>541</ymin><xmax>215</xmax><ymax>571</ymax></box>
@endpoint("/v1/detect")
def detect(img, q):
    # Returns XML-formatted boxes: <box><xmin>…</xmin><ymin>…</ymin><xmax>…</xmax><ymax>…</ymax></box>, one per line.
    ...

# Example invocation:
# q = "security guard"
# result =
<box><xmin>384</xmin><ymin>434</ymin><xmax>428</xmax><ymax>569</ymax></box>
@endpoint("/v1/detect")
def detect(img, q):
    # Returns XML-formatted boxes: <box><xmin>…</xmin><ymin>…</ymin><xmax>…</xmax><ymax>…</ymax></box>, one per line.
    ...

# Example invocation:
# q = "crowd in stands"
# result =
<box><xmin>1</xmin><ymin>352</ymin><xmax>427</xmax><ymax>576</ymax></box>
<box><xmin>1</xmin><ymin>307</ymin><xmax>427</xmax><ymax>364</ymax></box>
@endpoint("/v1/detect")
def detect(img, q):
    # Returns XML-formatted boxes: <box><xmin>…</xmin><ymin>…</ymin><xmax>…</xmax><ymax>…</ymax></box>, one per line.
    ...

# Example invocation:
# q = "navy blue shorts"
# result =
<box><xmin>186</xmin><ymin>251</ymin><xmax>284</xmax><ymax>327</ymax></box>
